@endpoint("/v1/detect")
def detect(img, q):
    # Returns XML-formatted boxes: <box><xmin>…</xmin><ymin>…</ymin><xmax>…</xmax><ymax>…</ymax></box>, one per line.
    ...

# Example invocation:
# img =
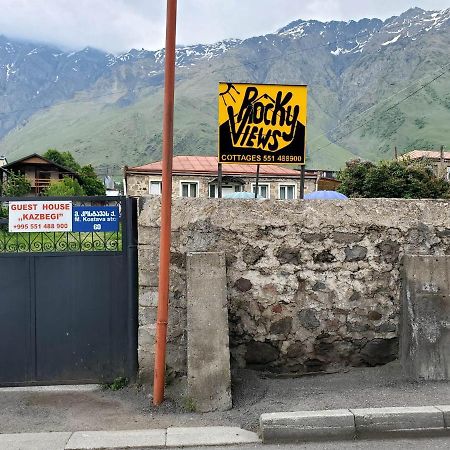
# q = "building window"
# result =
<box><xmin>149</xmin><ymin>181</ymin><xmax>162</xmax><ymax>195</ymax></box>
<box><xmin>209</xmin><ymin>184</ymin><xmax>243</xmax><ymax>198</ymax></box>
<box><xmin>279</xmin><ymin>184</ymin><xmax>297</xmax><ymax>200</ymax></box>
<box><xmin>251</xmin><ymin>183</ymin><xmax>270</xmax><ymax>199</ymax></box>
<box><xmin>180</xmin><ymin>181</ymin><xmax>199</xmax><ymax>198</ymax></box>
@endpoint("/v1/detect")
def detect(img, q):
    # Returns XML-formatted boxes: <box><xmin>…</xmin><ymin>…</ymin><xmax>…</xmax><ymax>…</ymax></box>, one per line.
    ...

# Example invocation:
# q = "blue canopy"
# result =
<box><xmin>304</xmin><ymin>190</ymin><xmax>348</xmax><ymax>200</ymax></box>
<box><xmin>223</xmin><ymin>191</ymin><xmax>265</xmax><ymax>199</ymax></box>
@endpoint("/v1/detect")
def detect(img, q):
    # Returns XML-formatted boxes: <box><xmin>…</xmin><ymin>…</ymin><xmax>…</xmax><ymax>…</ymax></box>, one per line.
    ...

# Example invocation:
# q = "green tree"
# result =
<box><xmin>2</xmin><ymin>171</ymin><xmax>32</xmax><ymax>197</ymax></box>
<box><xmin>43</xmin><ymin>149</ymin><xmax>81</xmax><ymax>172</ymax></box>
<box><xmin>44</xmin><ymin>177</ymin><xmax>86</xmax><ymax>196</ymax></box>
<box><xmin>43</xmin><ymin>149</ymin><xmax>105</xmax><ymax>195</ymax></box>
<box><xmin>79</xmin><ymin>165</ymin><xmax>106</xmax><ymax>196</ymax></box>
<box><xmin>338</xmin><ymin>158</ymin><xmax>450</xmax><ymax>199</ymax></box>
<box><xmin>337</xmin><ymin>160</ymin><xmax>375</xmax><ymax>198</ymax></box>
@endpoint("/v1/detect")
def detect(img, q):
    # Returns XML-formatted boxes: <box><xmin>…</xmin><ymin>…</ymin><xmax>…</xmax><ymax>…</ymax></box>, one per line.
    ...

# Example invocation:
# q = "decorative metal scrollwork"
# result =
<box><xmin>0</xmin><ymin>198</ymin><xmax>123</xmax><ymax>254</ymax></box>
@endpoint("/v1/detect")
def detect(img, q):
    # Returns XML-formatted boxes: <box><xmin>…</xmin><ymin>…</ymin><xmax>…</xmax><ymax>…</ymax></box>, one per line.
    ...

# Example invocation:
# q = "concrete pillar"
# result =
<box><xmin>400</xmin><ymin>255</ymin><xmax>450</xmax><ymax>380</ymax></box>
<box><xmin>186</xmin><ymin>252</ymin><xmax>232</xmax><ymax>412</ymax></box>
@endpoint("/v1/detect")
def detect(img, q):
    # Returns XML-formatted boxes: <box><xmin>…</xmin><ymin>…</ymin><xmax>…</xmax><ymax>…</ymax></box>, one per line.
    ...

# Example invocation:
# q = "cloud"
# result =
<box><xmin>0</xmin><ymin>0</ymin><xmax>448</xmax><ymax>53</ymax></box>
<box><xmin>0</xmin><ymin>0</ymin><xmax>165</xmax><ymax>53</ymax></box>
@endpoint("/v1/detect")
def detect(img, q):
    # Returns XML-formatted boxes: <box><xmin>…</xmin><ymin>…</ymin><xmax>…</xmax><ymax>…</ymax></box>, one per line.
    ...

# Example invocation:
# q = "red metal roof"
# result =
<box><xmin>401</xmin><ymin>150</ymin><xmax>450</xmax><ymax>160</ymax></box>
<box><xmin>128</xmin><ymin>156</ymin><xmax>302</xmax><ymax>177</ymax></box>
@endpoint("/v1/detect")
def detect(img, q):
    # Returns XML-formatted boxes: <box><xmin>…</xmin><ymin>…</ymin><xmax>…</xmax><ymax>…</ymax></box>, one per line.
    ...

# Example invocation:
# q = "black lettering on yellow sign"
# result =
<box><xmin>218</xmin><ymin>82</ymin><xmax>307</xmax><ymax>165</ymax></box>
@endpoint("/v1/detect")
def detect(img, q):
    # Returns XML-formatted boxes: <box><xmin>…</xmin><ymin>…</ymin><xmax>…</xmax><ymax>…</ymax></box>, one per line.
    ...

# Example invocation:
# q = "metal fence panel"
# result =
<box><xmin>0</xmin><ymin>196</ymin><xmax>138</xmax><ymax>386</ymax></box>
<box><xmin>0</xmin><ymin>196</ymin><xmax>123</xmax><ymax>254</ymax></box>
<box><xmin>0</xmin><ymin>256</ymin><xmax>33</xmax><ymax>384</ymax></box>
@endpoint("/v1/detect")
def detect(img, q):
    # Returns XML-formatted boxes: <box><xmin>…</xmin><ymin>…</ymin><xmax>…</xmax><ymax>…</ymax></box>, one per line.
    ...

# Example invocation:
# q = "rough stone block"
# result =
<box><xmin>138</xmin><ymin>324</ymin><xmax>156</xmax><ymax>348</ymax></box>
<box><xmin>138</xmin><ymin>352</ymin><xmax>154</xmax><ymax>384</ymax></box>
<box><xmin>186</xmin><ymin>252</ymin><xmax>232</xmax><ymax>412</ymax></box>
<box><xmin>138</xmin><ymin>306</ymin><xmax>156</xmax><ymax>327</ymax></box>
<box><xmin>139</xmin><ymin>263</ymin><xmax>160</xmax><ymax>287</ymax></box>
<box><xmin>260</xmin><ymin>409</ymin><xmax>356</xmax><ymax>443</ymax></box>
<box><xmin>401</xmin><ymin>255</ymin><xmax>450</xmax><ymax>380</ymax></box>
<box><xmin>351</xmin><ymin>406</ymin><xmax>445</xmax><ymax>437</ymax></box>
<box><xmin>139</xmin><ymin>287</ymin><xmax>158</xmax><ymax>307</ymax></box>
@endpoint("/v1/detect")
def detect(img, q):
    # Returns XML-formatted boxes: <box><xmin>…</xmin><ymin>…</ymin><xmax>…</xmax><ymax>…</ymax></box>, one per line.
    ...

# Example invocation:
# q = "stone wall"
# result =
<box><xmin>137</xmin><ymin>197</ymin><xmax>450</xmax><ymax>382</ymax></box>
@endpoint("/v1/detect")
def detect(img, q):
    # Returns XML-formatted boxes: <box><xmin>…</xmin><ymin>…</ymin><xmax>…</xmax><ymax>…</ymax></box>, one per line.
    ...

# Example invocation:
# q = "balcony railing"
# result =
<box><xmin>32</xmin><ymin>178</ymin><xmax>52</xmax><ymax>194</ymax></box>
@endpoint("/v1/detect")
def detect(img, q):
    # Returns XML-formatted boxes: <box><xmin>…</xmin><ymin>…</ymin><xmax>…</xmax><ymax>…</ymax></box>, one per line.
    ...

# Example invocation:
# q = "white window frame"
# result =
<box><xmin>208</xmin><ymin>183</ymin><xmax>243</xmax><ymax>198</ymax></box>
<box><xmin>278</xmin><ymin>183</ymin><xmax>297</xmax><ymax>200</ymax></box>
<box><xmin>149</xmin><ymin>180</ymin><xmax>162</xmax><ymax>195</ymax></box>
<box><xmin>251</xmin><ymin>183</ymin><xmax>271</xmax><ymax>199</ymax></box>
<box><xmin>179</xmin><ymin>180</ymin><xmax>200</xmax><ymax>198</ymax></box>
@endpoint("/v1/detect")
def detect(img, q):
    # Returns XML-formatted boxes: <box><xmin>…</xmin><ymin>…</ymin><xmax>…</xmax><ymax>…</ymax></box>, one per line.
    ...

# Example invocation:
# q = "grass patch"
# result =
<box><xmin>183</xmin><ymin>396</ymin><xmax>197</xmax><ymax>413</ymax></box>
<box><xmin>102</xmin><ymin>376</ymin><xmax>129</xmax><ymax>391</ymax></box>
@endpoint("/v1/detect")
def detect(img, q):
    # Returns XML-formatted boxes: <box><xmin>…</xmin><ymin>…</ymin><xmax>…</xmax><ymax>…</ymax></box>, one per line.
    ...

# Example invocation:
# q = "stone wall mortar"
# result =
<box><xmin>137</xmin><ymin>197</ymin><xmax>450</xmax><ymax>379</ymax></box>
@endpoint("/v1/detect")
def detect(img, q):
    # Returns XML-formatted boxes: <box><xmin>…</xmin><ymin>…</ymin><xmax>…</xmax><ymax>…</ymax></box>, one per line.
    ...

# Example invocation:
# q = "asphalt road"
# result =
<box><xmin>187</xmin><ymin>438</ymin><xmax>450</xmax><ymax>450</ymax></box>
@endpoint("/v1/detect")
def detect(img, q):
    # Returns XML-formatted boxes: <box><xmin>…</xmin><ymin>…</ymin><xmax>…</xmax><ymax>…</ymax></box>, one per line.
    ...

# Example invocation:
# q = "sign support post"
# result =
<box><xmin>218</xmin><ymin>163</ymin><xmax>223</xmax><ymax>198</ymax></box>
<box><xmin>153</xmin><ymin>0</ymin><xmax>177</xmax><ymax>406</ymax></box>
<box><xmin>300</xmin><ymin>165</ymin><xmax>305</xmax><ymax>199</ymax></box>
<box><xmin>254</xmin><ymin>165</ymin><xmax>260</xmax><ymax>199</ymax></box>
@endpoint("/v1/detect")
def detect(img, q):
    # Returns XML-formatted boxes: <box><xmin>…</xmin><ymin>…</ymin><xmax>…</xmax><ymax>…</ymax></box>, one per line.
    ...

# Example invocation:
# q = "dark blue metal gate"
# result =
<box><xmin>0</xmin><ymin>196</ymin><xmax>138</xmax><ymax>386</ymax></box>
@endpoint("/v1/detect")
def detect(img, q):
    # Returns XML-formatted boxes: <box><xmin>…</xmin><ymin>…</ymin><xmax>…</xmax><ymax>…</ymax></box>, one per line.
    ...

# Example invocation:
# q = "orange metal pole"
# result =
<box><xmin>153</xmin><ymin>0</ymin><xmax>177</xmax><ymax>406</ymax></box>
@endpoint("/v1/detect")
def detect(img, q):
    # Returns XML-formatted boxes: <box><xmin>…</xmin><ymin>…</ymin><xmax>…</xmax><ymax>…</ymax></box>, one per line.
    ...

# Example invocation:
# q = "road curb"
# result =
<box><xmin>260</xmin><ymin>405</ymin><xmax>450</xmax><ymax>443</ymax></box>
<box><xmin>351</xmin><ymin>406</ymin><xmax>446</xmax><ymax>438</ymax></box>
<box><xmin>260</xmin><ymin>409</ymin><xmax>355</xmax><ymax>442</ymax></box>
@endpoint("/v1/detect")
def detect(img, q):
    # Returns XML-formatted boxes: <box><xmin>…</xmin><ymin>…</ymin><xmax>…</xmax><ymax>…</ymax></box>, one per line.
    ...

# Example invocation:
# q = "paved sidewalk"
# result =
<box><xmin>1</xmin><ymin>362</ymin><xmax>449</xmax><ymax>434</ymax></box>
<box><xmin>0</xmin><ymin>427</ymin><xmax>260</xmax><ymax>450</ymax></box>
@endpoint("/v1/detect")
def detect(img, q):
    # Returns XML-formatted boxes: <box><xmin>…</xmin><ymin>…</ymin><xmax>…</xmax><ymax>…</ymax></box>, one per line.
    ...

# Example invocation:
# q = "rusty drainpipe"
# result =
<box><xmin>153</xmin><ymin>0</ymin><xmax>177</xmax><ymax>406</ymax></box>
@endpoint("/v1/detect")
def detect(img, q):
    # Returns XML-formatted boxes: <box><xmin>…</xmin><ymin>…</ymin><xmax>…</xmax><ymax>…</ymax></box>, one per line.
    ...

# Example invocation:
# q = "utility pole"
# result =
<box><xmin>153</xmin><ymin>0</ymin><xmax>177</xmax><ymax>406</ymax></box>
<box><xmin>394</xmin><ymin>146</ymin><xmax>398</xmax><ymax>160</ymax></box>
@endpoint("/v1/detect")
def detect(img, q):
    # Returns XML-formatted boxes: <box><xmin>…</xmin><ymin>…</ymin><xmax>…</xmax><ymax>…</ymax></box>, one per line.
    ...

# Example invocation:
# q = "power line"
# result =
<box><xmin>0</xmin><ymin>23</ymin><xmax>447</xmax><ymax>153</ymax></box>
<box><xmin>315</xmin><ymin>65</ymin><xmax>450</xmax><ymax>153</ymax></box>
<box><xmin>309</xmin><ymin>60</ymin><xmax>450</xmax><ymax>147</ymax></box>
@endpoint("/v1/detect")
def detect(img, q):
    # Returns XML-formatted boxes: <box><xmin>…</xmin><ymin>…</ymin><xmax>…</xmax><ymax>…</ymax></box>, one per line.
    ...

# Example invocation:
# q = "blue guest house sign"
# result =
<box><xmin>72</xmin><ymin>206</ymin><xmax>120</xmax><ymax>232</ymax></box>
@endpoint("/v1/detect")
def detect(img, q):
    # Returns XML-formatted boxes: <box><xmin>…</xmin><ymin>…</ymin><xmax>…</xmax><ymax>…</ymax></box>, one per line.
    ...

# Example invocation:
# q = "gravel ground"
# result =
<box><xmin>1</xmin><ymin>361</ymin><xmax>449</xmax><ymax>434</ymax></box>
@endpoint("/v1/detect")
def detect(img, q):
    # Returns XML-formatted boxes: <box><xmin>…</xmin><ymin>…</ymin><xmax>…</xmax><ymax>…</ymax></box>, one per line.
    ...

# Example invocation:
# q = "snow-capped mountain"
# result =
<box><xmin>0</xmin><ymin>7</ymin><xmax>449</xmax><ymax>169</ymax></box>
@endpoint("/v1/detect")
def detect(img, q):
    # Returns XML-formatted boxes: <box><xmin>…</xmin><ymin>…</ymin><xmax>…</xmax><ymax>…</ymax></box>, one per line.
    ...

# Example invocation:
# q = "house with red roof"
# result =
<box><xmin>125</xmin><ymin>156</ymin><xmax>339</xmax><ymax>199</ymax></box>
<box><xmin>400</xmin><ymin>149</ymin><xmax>450</xmax><ymax>180</ymax></box>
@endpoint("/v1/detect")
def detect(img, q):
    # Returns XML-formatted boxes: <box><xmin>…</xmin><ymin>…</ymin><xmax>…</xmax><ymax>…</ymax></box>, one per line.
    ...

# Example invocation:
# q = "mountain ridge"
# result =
<box><xmin>0</xmin><ymin>7</ymin><xmax>449</xmax><ymax>172</ymax></box>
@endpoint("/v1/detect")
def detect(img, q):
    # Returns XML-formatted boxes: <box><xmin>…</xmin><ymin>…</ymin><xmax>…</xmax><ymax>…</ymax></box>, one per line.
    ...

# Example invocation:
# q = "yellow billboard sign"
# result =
<box><xmin>218</xmin><ymin>82</ymin><xmax>307</xmax><ymax>165</ymax></box>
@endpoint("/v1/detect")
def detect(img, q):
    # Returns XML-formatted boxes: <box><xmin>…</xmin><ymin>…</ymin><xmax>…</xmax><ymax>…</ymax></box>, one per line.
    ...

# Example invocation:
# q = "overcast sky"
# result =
<box><xmin>0</xmin><ymin>1</ymin><xmax>449</xmax><ymax>53</ymax></box>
